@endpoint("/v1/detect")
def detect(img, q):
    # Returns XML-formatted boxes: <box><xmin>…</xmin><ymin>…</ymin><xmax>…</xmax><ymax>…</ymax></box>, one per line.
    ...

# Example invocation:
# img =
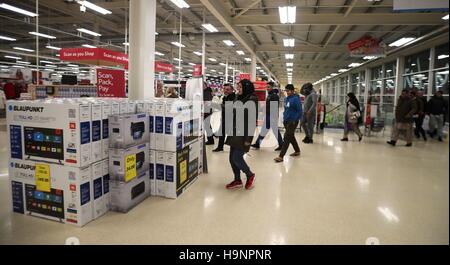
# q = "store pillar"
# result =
<box><xmin>129</xmin><ymin>0</ymin><xmax>156</xmax><ymax>100</ymax></box>
<box><xmin>251</xmin><ymin>54</ymin><xmax>257</xmax><ymax>82</ymax></box>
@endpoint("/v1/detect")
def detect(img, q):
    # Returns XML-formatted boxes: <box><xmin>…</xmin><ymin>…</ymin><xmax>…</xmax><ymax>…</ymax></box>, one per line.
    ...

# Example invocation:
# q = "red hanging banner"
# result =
<box><xmin>60</xmin><ymin>47</ymin><xmax>129</xmax><ymax>68</ymax></box>
<box><xmin>193</xmin><ymin>64</ymin><xmax>202</xmax><ymax>77</ymax></box>
<box><xmin>239</xmin><ymin>73</ymin><xmax>251</xmax><ymax>81</ymax></box>
<box><xmin>155</xmin><ymin>61</ymin><xmax>174</xmax><ymax>73</ymax></box>
<box><xmin>96</xmin><ymin>68</ymin><xmax>126</xmax><ymax>97</ymax></box>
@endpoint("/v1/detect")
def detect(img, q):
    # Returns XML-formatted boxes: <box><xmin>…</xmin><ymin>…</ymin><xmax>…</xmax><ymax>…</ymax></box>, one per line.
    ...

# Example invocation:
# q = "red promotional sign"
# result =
<box><xmin>60</xmin><ymin>48</ymin><xmax>128</xmax><ymax>68</ymax></box>
<box><xmin>347</xmin><ymin>36</ymin><xmax>386</xmax><ymax>57</ymax></box>
<box><xmin>253</xmin><ymin>81</ymin><xmax>267</xmax><ymax>91</ymax></box>
<box><xmin>239</xmin><ymin>73</ymin><xmax>251</xmax><ymax>81</ymax></box>
<box><xmin>155</xmin><ymin>61</ymin><xmax>174</xmax><ymax>73</ymax></box>
<box><xmin>193</xmin><ymin>64</ymin><xmax>202</xmax><ymax>77</ymax></box>
<box><xmin>96</xmin><ymin>68</ymin><xmax>126</xmax><ymax>97</ymax></box>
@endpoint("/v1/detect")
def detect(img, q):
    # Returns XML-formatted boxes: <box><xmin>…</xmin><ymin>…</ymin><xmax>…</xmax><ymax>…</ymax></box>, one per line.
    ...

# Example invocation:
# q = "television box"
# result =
<box><xmin>7</xmin><ymin>100</ymin><xmax>91</xmax><ymax>167</ymax></box>
<box><xmin>154</xmin><ymin>99</ymin><xmax>165</xmax><ymax>150</ymax></box>
<box><xmin>109</xmin><ymin>170</ymin><xmax>150</xmax><ymax>213</ymax></box>
<box><xmin>164</xmin><ymin>139</ymin><xmax>200</xmax><ymax>199</ymax></box>
<box><xmin>9</xmin><ymin>159</ymin><xmax>93</xmax><ymax>227</ymax></box>
<box><xmin>92</xmin><ymin>160</ymin><xmax>108</xmax><ymax>219</ymax></box>
<box><xmin>155</xmin><ymin>150</ymin><xmax>165</xmax><ymax>197</ymax></box>
<box><xmin>164</xmin><ymin>99</ymin><xmax>199</xmax><ymax>152</ymax></box>
<box><xmin>109</xmin><ymin>143</ymin><xmax>149</xmax><ymax>183</ymax></box>
<box><xmin>111</xmin><ymin>101</ymin><xmax>120</xmax><ymax>115</ymax></box>
<box><xmin>102</xmin><ymin>158</ymin><xmax>111</xmax><ymax>211</ymax></box>
<box><xmin>148</xmin><ymin>102</ymin><xmax>155</xmax><ymax>150</ymax></box>
<box><xmin>119</xmin><ymin>101</ymin><xmax>128</xmax><ymax>114</ymax></box>
<box><xmin>108</xmin><ymin>113</ymin><xmax>149</xmax><ymax>149</ymax></box>
<box><xmin>101</xmin><ymin>100</ymin><xmax>112</xmax><ymax>160</ymax></box>
<box><xmin>91</xmin><ymin>101</ymin><xmax>103</xmax><ymax>163</ymax></box>
<box><xmin>149</xmin><ymin>149</ymin><xmax>156</xmax><ymax>196</ymax></box>
<box><xmin>128</xmin><ymin>101</ymin><xmax>136</xmax><ymax>114</ymax></box>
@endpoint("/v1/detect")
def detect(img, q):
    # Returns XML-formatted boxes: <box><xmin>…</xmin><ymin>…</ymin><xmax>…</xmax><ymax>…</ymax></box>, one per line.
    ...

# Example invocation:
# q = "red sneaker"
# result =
<box><xmin>245</xmin><ymin>175</ymin><xmax>255</xmax><ymax>190</ymax></box>
<box><xmin>226</xmin><ymin>180</ymin><xmax>243</xmax><ymax>190</ymax></box>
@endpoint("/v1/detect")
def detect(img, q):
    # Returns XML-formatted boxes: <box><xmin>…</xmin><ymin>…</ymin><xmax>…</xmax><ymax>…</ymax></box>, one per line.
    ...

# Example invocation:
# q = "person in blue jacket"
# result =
<box><xmin>274</xmin><ymin>84</ymin><xmax>302</xmax><ymax>163</ymax></box>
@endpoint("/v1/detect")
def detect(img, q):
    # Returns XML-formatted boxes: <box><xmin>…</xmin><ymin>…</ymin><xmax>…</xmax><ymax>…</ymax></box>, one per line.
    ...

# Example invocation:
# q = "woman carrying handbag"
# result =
<box><xmin>341</xmin><ymin>92</ymin><xmax>363</xmax><ymax>142</ymax></box>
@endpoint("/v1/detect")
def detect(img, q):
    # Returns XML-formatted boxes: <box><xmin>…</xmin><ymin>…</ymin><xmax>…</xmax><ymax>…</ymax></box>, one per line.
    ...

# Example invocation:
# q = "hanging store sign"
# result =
<box><xmin>253</xmin><ymin>81</ymin><xmax>267</xmax><ymax>91</ymax></box>
<box><xmin>155</xmin><ymin>61</ymin><xmax>174</xmax><ymax>73</ymax></box>
<box><xmin>393</xmin><ymin>0</ymin><xmax>448</xmax><ymax>12</ymax></box>
<box><xmin>239</xmin><ymin>73</ymin><xmax>251</xmax><ymax>81</ymax></box>
<box><xmin>96</xmin><ymin>68</ymin><xmax>126</xmax><ymax>97</ymax></box>
<box><xmin>347</xmin><ymin>36</ymin><xmax>386</xmax><ymax>57</ymax></box>
<box><xmin>193</xmin><ymin>64</ymin><xmax>202</xmax><ymax>77</ymax></box>
<box><xmin>60</xmin><ymin>48</ymin><xmax>128</xmax><ymax>68</ymax></box>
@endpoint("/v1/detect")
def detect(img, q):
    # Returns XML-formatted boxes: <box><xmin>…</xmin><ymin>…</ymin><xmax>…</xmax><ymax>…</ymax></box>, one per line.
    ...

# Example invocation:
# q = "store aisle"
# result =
<box><xmin>0</xmin><ymin>129</ymin><xmax>448</xmax><ymax>245</ymax></box>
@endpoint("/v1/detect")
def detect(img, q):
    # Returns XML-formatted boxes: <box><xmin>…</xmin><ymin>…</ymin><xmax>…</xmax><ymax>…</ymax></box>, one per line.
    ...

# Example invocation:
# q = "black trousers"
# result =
<box><xmin>414</xmin><ymin>116</ymin><xmax>426</xmax><ymax>139</ymax></box>
<box><xmin>279</xmin><ymin>121</ymin><xmax>300</xmax><ymax>158</ymax></box>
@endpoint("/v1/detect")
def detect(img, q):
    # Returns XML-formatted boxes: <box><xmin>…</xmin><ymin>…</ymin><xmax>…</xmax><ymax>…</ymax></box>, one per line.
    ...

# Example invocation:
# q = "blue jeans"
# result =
<box><xmin>229</xmin><ymin>147</ymin><xmax>253</xmax><ymax>181</ymax></box>
<box><xmin>255</xmin><ymin>117</ymin><xmax>283</xmax><ymax>147</ymax></box>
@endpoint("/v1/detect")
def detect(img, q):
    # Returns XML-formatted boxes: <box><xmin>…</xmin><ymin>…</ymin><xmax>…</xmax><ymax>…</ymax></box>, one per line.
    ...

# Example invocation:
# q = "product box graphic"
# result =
<box><xmin>164</xmin><ymin>139</ymin><xmax>200</xmax><ymax>199</ymax></box>
<box><xmin>109</xmin><ymin>113</ymin><xmax>149</xmax><ymax>149</ymax></box>
<box><xmin>101</xmin><ymin>100</ymin><xmax>112</xmax><ymax>160</ymax></box>
<box><xmin>148</xmin><ymin>102</ymin><xmax>155</xmax><ymax>150</ymax></box>
<box><xmin>9</xmin><ymin>159</ymin><xmax>93</xmax><ymax>227</ymax></box>
<box><xmin>92</xmin><ymin>160</ymin><xmax>107</xmax><ymax>219</ymax></box>
<box><xmin>154</xmin><ymin>99</ymin><xmax>165</xmax><ymax>150</ymax></box>
<box><xmin>102</xmin><ymin>158</ymin><xmax>111</xmax><ymax>211</ymax></box>
<box><xmin>120</xmin><ymin>101</ymin><xmax>128</xmax><ymax>114</ymax></box>
<box><xmin>164</xmin><ymin>99</ymin><xmax>199</xmax><ymax>152</ymax></box>
<box><xmin>109</xmin><ymin>170</ymin><xmax>150</xmax><ymax>213</ymax></box>
<box><xmin>109</xmin><ymin>143</ymin><xmax>149</xmax><ymax>183</ymax></box>
<box><xmin>91</xmin><ymin>101</ymin><xmax>103</xmax><ymax>163</ymax></box>
<box><xmin>149</xmin><ymin>149</ymin><xmax>156</xmax><ymax>196</ymax></box>
<box><xmin>111</xmin><ymin>101</ymin><xmax>120</xmax><ymax>115</ymax></box>
<box><xmin>128</xmin><ymin>101</ymin><xmax>136</xmax><ymax>114</ymax></box>
<box><xmin>155</xmin><ymin>150</ymin><xmax>165</xmax><ymax>197</ymax></box>
<box><xmin>7</xmin><ymin>100</ymin><xmax>92</xmax><ymax>167</ymax></box>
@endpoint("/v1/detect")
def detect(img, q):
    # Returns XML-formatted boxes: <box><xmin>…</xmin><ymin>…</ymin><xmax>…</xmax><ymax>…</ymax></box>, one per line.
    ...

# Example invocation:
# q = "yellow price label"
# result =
<box><xmin>125</xmin><ymin>154</ymin><xmax>137</xmax><ymax>182</ymax></box>
<box><xmin>180</xmin><ymin>160</ymin><xmax>187</xmax><ymax>185</ymax></box>
<box><xmin>35</xmin><ymin>163</ymin><xmax>51</xmax><ymax>192</ymax></box>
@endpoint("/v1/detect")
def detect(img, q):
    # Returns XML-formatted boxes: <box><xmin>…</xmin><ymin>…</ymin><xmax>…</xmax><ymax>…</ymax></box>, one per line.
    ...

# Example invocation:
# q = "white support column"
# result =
<box><xmin>225</xmin><ymin>59</ymin><xmax>228</xmax><ymax>84</ymax></box>
<box><xmin>364</xmin><ymin>68</ymin><xmax>371</xmax><ymax>107</ymax></box>
<box><xmin>394</xmin><ymin>56</ymin><xmax>405</xmax><ymax>106</ymax></box>
<box><xmin>250</xmin><ymin>54</ymin><xmax>257</xmax><ymax>81</ymax></box>
<box><xmin>428</xmin><ymin>47</ymin><xmax>436</xmax><ymax>99</ymax></box>
<box><xmin>129</xmin><ymin>0</ymin><xmax>156</xmax><ymax>100</ymax></box>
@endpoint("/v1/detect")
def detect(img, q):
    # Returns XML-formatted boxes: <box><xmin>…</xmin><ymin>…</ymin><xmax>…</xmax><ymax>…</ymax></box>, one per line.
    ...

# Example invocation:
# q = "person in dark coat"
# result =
<box><xmin>225</xmin><ymin>79</ymin><xmax>258</xmax><ymax>190</ymax></box>
<box><xmin>412</xmin><ymin>89</ymin><xmax>427</xmax><ymax>141</ymax></box>
<box><xmin>203</xmin><ymin>86</ymin><xmax>215</xmax><ymax>145</ymax></box>
<box><xmin>427</xmin><ymin>90</ymin><xmax>448</xmax><ymax>142</ymax></box>
<box><xmin>387</xmin><ymin>89</ymin><xmax>418</xmax><ymax>147</ymax></box>
<box><xmin>251</xmin><ymin>81</ymin><xmax>283</xmax><ymax>151</ymax></box>
<box><xmin>213</xmin><ymin>84</ymin><xmax>236</xmax><ymax>152</ymax></box>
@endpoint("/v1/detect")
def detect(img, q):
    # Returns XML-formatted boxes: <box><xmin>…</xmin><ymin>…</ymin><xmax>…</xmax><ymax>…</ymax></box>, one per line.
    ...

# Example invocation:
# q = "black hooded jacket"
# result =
<box><xmin>265</xmin><ymin>89</ymin><xmax>280</xmax><ymax>117</ymax></box>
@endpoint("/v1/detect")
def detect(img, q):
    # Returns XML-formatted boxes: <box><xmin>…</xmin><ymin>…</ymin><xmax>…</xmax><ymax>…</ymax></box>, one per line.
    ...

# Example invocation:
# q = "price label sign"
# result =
<box><xmin>125</xmin><ymin>154</ymin><xmax>137</xmax><ymax>182</ymax></box>
<box><xmin>35</xmin><ymin>164</ymin><xmax>51</xmax><ymax>192</ymax></box>
<box><xmin>180</xmin><ymin>160</ymin><xmax>187</xmax><ymax>185</ymax></box>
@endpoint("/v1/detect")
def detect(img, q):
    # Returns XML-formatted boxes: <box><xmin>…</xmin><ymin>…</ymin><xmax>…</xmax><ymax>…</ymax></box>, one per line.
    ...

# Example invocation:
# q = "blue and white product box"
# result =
<box><xmin>111</xmin><ymin>101</ymin><xmax>120</xmax><ymax>115</ymax></box>
<box><xmin>155</xmin><ymin>150</ymin><xmax>165</xmax><ymax>197</ymax></box>
<box><xmin>108</xmin><ymin>113</ymin><xmax>149</xmax><ymax>149</ymax></box>
<box><xmin>149</xmin><ymin>149</ymin><xmax>156</xmax><ymax>196</ymax></box>
<box><xmin>108</xmin><ymin>143</ymin><xmax>149</xmax><ymax>182</ymax></box>
<box><xmin>101</xmin><ymin>100</ymin><xmax>112</xmax><ymax>160</ymax></box>
<box><xmin>91</xmin><ymin>160</ymin><xmax>107</xmax><ymax>219</ymax></box>
<box><xmin>7</xmin><ymin>100</ymin><xmax>92</xmax><ymax>167</ymax></box>
<box><xmin>164</xmin><ymin>139</ymin><xmax>200</xmax><ymax>199</ymax></box>
<box><xmin>109</xmin><ymin>170</ymin><xmax>150</xmax><ymax>213</ymax></box>
<box><xmin>102</xmin><ymin>159</ymin><xmax>111</xmax><ymax>211</ymax></box>
<box><xmin>154</xmin><ymin>99</ymin><xmax>166</xmax><ymax>150</ymax></box>
<box><xmin>9</xmin><ymin>159</ymin><xmax>93</xmax><ymax>227</ymax></box>
<box><xmin>164</xmin><ymin>99</ymin><xmax>198</xmax><ymax>152</ymax></box>
<box><xmin>148</xmin><ymin>101</ymin><xmax>156</xmax><ymax>150</ymax></box>
<box><xmin>91</xmin><ymin>101</ymin><xmax>103</xmax><ymax>162</ymax></box>
<box><xmin>128</xmin><ymin>101</ymin><xmax>136</xmax><ymax>114</ymax></box>
<box><xmin>135</xmin><ymin>101</ymin><xmax>147</xmax><ymax>114</ymax></box>
<box><xmin>119</xmin><ymin>101</ymin><xmax>128</xmax><ymax>114</ymax></box>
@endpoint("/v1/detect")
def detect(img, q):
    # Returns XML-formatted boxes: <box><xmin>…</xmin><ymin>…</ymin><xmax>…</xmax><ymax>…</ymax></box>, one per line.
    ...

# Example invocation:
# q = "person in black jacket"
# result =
<box><xmin>412</xmin><ymin>89</ymin><xmax>427</xmax><ymax>141</ymax></box>
<box><xmin>251</xmin><ymin>82</ymin><xmax>283</xmax><ymax>151</ymax></box>
<box><xmin>427</xmin><ymin>90</ymin><xmax>448</xmax><ymax>142</ymax></box>
<box><xmin>225</xmin><ymin>79</ymin><xmax>258</xmax><ymax>190</ymax></box>
<box><xmin>213</xmin><ymin>84</ymin><xmax>236</xmax><ymax>152</ymax></box>
<box><xmin>204</xmin><ymin>86</ymin><xmax>215</xmax><ymax>145</ymax></box>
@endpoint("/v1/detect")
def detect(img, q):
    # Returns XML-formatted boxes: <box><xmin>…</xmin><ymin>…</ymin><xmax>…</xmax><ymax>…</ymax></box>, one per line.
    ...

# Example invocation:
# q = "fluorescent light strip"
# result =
<box><xmin>123</xmin><ymin>42</ymin><xmax>129</xmax><ymax>46</ymax></box>
<box><xmin>283</xmin><ymin>38</ymin><xmax>295</xmax><ymax>47</ymax></box>
<box><xmin>155</xmin><ymin>51</ymin><xmax>165</xmax><ymax>56</ymax></box>
<box><xmin>363</xmin><ymin>56</ymin><xmax>377</xmax><ymax>60</ymax></box>
<box><xmin>193</xmin><ymin>51</ymin><xmax>202</xmax><ymax>56</ymax></box>
<box><xmin>285</xmin><ymin>54</ymin><xmax>294</xmax><ymax>59</ymax></box>
<box><xmin>174</xmin><ymin>58</ymin><xmax>183</xmax><ymax>62</ymax></box>
<box><xmin>77</xmin><ymin>28</ymin><xmax>102</xmax><ymax>37</ymax></box>
<box><xmin>169</xmin><ymin>0</ymin><xmax>190</xmax><ymax>9</ymax></box>
<box><xmin>219</xmin><ymin>63</ymin><xmax>226</xmax><ymax>66</ymax></box>
<box><xmin>12</xmin><ymin>65</ymin><xmax>25</xmax><ymax>68</ymax></box>
<box><xmin>202</xmin><ymin>23</ymin><xmax>218</xmax><ymax>33</ymax></box>
<box><xmin>46</xmin><ymin>45</ymin><xmax>61</xmax><ymax>51</ymax></box>
<box><xmin>82</xmin><ymin>44</ymin><xmax>96</xmax><ymax>48</ymax></box>
<box><xmin>5</xmin><ymin>55</ymin><xmax>21</xmax><ymax>60</ymax></box>
<box><xmin>16</xmin><ymin>61</ymin><xmax>30</xmax><ymax>65</ymax></box>
<box><xmin>438</xmin><ymin>54</ymin><xmax>449</xmax><ymax>60</ymax></box>
<box><xmin>223</xmin><ymin>40</ymin><xmax>235</xmax><ymax>46</ymax></box>
<box><xmin>389</xmin><ymin>37</ymin><xmax>415</xmax><ymax>47</ymax></box>
<box><xmin>278</xmin><ymin>6</ymin><xmax>296</xmax><ymax>24</ymax></box>
<box><xmin>286</xmin><ymin>63</ymin><xmax>293</xmax><ymax>67</ymax></box>
<box><xmin>29</xmin><ymin>32</ymin><xmax>56</xmax><ymax>39</ymax></box>
<box><xmin>244</xmin><ymin>58</ymin><xmax>251</xmax><ymax>62</ymax></box>
<box><xmin>13</xmin><ymin>47</ymin><xmax>34</xmax><ymax>52</ymax></box>
<box><xmin>0</xmin><ymin>35</ymin><xmax>16</xmax><ymax>41</ymax></box>
<box><xmin>348</xmin><ymin>63</ymin><xmax>362</xmax><ymax>68</ymax></box>
<box><xmin>443</xmin><ymin>14</ymin><xmax>449</xmax><ymax>20</ymax></box>
<box><xmin>171</xmin><ymin>41</ymin><xmax>185</xmax><ymax>48</ymax></box>
<box><xmin>338</xmin><ymin>69</ymin><xmax>348</xmax><ymax>73</ymax></box>
<box><xmin>209</xmin><ymin>58</ymin><xmax>217</xmax><ymax>62</ymax></box>
<box><xmin>236</xmin><ymin>50</ymin><xmax>245</xmax><ymax>55</ymax></box>
<box><xmin>78</xmin><ymin>1</ymin><xmax>112</xmax><ymax>15</ymax></box>
<box><xmin>0</xmin><ymin>3</ymin><xmax>37</xmax><ymax>17</ymax></box>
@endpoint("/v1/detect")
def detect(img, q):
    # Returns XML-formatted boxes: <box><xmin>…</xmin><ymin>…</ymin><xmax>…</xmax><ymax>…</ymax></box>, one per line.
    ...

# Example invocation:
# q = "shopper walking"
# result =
<box><xmin>274</xmin><ymin>84</ymin><xmax>302</xmax><ymax>163</ymax></box>
<box><xmin>427</xmin><ymin>90</ymin><xmax>448</xmax><ymax>142</ymax></box>
<box><xmin>341</xmin><ymin>92</ymin><xmax>363</xmax><ymax>142</ymax></box>
<box><xmin>213</xmin><ymin>84</ymin><xmax>236</xmax><ymax>152</ymax></box>
<box><xmin>204</xmin><ymin>86</ymin><xmax>215</xmax><ymax>145</ymax></box>
<box><xmin>251</xmin><ymin>82</ymin><xmax>283</xmax><ymax>151</ymax></box>
<box><xmin>412</xmin><ymin>90</ymin><xmax>427</xmax><ymax>141</ymax></box>
<box><xmin>225</xmin><ymin>79</ymin><xmax>258</xmax><ymax>190</ymax></box>
<box><xmin>300</xmin><ymin>83</ymin><xmax>318</xmax><ymax>144</ymax></box>
<box><xmin>387</xmin><ymin>89</ymin><xmax>418</xmax><ymax>147</ymax></box>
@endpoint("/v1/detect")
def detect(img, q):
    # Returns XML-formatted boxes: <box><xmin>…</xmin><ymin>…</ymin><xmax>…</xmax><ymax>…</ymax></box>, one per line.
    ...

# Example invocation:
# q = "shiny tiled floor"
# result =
<box><xmin>0</xmin><ymin>124</ymin><xmax>448</xmax><ymax>245</ymax></box>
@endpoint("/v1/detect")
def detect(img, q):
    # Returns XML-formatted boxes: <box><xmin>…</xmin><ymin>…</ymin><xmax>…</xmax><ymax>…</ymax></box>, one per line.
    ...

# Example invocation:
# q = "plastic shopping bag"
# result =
<box><xmin>422</xmin><ymin>115</ymin><xmax>430</xmax><ymax>132</ymax></box>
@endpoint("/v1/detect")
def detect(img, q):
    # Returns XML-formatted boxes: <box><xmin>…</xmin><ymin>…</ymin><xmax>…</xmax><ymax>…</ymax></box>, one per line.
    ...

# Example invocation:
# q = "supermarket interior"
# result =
<box><xmin>0</xmin><ymin>0</ymin><xmax>448</xmax><ymax>246</ymax></box>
